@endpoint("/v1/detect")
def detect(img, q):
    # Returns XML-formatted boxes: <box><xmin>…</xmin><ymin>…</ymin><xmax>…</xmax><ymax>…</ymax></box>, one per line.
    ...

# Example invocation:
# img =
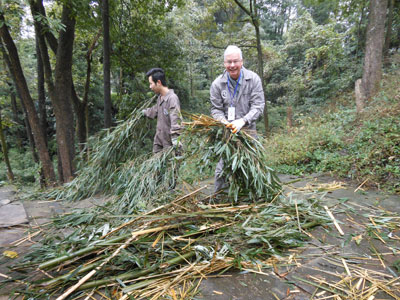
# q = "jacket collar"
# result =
<box><xmin>221</xmin><ymin>66</ymin><xmax>251</xmax><ymax>83</ymax></box>
<box><xmin>159</xmin><ymin>89</ymin><xmax>174</xmax><ymax>104</ymax></box>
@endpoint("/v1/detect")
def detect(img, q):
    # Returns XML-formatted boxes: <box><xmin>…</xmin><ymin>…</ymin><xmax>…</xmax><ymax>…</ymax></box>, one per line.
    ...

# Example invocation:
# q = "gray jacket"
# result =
<box><xmin>144</xmin><ymin>89</ymin><xmax>182</xmax><ymax>153</ymax></box>
<box><xmin>210</xmin><ymin>67</ymin><xmax>265</xmax><ymax>131</ymax></box>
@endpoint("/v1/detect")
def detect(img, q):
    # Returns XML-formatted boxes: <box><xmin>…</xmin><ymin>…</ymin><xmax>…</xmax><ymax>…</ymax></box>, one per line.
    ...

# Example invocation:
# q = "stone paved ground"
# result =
<box><xmin>0</xmin><ymin>174</ymin><xmax>399</xmax><ymax>299</ymax></box>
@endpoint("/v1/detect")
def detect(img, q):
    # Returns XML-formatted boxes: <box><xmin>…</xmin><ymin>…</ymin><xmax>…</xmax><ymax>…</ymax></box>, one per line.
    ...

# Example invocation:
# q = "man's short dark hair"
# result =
<box><xmin>146</xmin><ymin>68</ymin><xmax>167</xmax><ymax>86</ymax></box>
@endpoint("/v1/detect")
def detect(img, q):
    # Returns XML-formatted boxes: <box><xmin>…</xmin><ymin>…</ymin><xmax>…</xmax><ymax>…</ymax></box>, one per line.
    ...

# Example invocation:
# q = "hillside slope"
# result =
<box><xmin>264</xmin><ymin>54</ymin><xmax>400</xmax><ymax>194</ymax></box>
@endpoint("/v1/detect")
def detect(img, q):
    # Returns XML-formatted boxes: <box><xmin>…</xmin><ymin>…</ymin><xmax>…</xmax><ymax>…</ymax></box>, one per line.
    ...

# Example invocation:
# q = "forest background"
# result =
<box><xmin>0</xmin><ymin>0</ymin><xmax>399</xmax><ymax>193</ymax></box>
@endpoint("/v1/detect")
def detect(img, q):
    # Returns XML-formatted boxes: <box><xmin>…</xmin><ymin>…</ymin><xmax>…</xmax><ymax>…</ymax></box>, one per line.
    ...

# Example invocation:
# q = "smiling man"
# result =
<box><xmin>210</xmin><ymin>45</ymin><xmax>265</xmax><ymax>193</ymax></box>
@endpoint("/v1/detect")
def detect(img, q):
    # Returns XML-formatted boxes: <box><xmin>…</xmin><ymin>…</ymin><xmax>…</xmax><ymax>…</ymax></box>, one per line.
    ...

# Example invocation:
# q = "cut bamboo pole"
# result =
<box><xmin>354</xmin><ymin>179</ymin><xmax>368</xmax><ymax>193</ymax></box>
<box><xmin>341</xmin><ymin>258</ymin><xmax>351</xmax><ymax>276</ymax></box>
<box><xmin>324</xmin><ymin>206</ymin><xmax>344</xmax><ymax>235</ymax></box>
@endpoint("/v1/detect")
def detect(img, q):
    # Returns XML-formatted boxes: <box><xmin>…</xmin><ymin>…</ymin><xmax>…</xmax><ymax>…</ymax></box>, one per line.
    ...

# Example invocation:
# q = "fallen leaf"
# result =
<box><xmin>3</xmin><ymin>250</ymin><xmax>18</xmax><ymax>258</ymax></box>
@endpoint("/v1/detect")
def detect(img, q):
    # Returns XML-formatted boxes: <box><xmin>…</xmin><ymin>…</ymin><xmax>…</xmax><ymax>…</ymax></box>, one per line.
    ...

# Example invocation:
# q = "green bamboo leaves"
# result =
<box><xmin>184</xmin><ymin>114</ymin><xmax>282</xmax><ymax>203</ymax></box>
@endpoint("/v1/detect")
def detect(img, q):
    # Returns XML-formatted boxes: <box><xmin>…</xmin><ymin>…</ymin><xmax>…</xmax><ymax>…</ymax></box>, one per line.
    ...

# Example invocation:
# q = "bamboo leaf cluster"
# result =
<box><xmin>183</xmin><ymin>114</ymin><xmax>282</xmax><ymax>203</ymax></box>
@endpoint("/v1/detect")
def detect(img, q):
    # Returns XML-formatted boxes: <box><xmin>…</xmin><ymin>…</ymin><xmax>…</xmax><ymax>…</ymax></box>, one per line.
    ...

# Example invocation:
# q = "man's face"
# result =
<box><xmin>149</xmin><ymin>76</ymin><xmax>160</xmax><ymax>94</ymax></box>
<box><xmin>224</xmin><ymin>52</ymin><xmax>243</xmax><ymax>80</ymax></box>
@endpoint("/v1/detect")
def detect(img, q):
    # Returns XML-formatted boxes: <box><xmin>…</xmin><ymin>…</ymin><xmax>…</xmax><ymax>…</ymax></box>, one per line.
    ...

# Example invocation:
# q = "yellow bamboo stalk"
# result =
<box><xmin>324</xmin><ymin>206</ymin><xmax>344</xmax><ymax>235</ymax></box>
<box><xmin>341</xmin><ymin>258</ymin><xmax>351</xmax><ymax>277</ymax></box>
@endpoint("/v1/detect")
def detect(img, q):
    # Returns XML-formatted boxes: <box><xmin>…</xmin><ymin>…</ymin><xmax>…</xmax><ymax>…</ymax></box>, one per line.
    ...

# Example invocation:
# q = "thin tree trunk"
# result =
<box><xmin>0</xmin><ymin>109</ymin><xmax>14</xmax><ymax>182</ymax></box>
<box><xmin>76</xmin><ymin>29</ymin><xmax>101</xmax><ymax>151</ymax></box>
<box><xmin>9</xmin><ymin>89</ymin><xmax>23</xmax><ymax>149</ymax></box>
<box><xmin>356</xmin><ymin>3</ymin><xmax>366</xmax><ymax>58</ymax></box>
<box><xmin>233</xmin><ymin>0</ymin><xmax>269</xmax><ymax>135</ymax></box>
<box><xmin>383</xmin><ymin>0</ymin><xmax>394</xmax><ymax>58</ymax></box>
<box><xmin>102</xmin><ymin>0</ymin><xmax>112</xmax><ymax>128</ymax></box>
<box><xmin>36</xmin><ymin>34</ymin><xmax>48</xmax><ymax>145</ymax></box>
<box><xmin>3</xmin><ymin>46</ymin><xmax>38</xmax><ymax>162</ymax></box>
<box><xmin>359</xmin><ymin>0</ymin><xmax>388</xmax><ymax>101</ymax></box>
<box><xmin>0</xmin><ymin>16</ymin><xmax>56</xmax><ymax>185</ymax></box>
<box><xmin>286</xmin><ymin>105</ymin><xmax>293</xmax><ymax>130</ymax></box>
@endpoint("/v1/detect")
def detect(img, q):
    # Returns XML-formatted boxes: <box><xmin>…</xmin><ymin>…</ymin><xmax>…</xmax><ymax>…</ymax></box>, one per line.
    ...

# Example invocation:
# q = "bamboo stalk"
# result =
<box><xmin>324</xmin><ymin>206</ymin><xmax>344</xmax><ymax>235</ymax></box>
<box><xmin>78</xmin><ymin>251</ymin><xmax>195</xmax><ymax>291</ymax></box>
<box><xmin>341</xmin><ymin>258</ymin><xmax>351</xmax><ymax>276</ymax></box>
<box><xmin>39</xmin><ymin>233</ymin><xmax>131</xmax><ymax>270</ymax></box>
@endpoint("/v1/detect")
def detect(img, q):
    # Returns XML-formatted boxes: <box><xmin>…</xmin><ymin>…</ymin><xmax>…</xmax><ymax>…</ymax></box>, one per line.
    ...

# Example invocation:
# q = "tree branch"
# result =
<box><xmin>233</xmin><ymin>0</ymin><xmax>252</xmax><ymax>17</ymax></box>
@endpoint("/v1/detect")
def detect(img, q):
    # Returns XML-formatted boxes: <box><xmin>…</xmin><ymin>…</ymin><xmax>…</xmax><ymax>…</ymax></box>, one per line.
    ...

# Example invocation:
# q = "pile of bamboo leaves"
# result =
<box><xmin>4</xmin><ymin>110</ymin><xmax>311</xmax><ymax>298</ymax></box>
<box><xmin>46</xmin><ymin>96</ymin><xmax>158</xmax><ymax>204</ymax></box>
<box><xmin>46</xmin><ymin>111</ymin><xmax>281</xmax><ymax>213</ymax></box>
<box><xmin>7</xmin><ymin>188</ymin><xmax>329</xmax><ymax>299</ymax></box>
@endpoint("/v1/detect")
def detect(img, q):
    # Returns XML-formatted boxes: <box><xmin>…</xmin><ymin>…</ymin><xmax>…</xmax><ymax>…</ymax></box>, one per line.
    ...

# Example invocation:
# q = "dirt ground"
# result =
<box><xmin>1</xmin><ymin>174</ymin><xmax>399</xmax><ymax>299</ymax></box>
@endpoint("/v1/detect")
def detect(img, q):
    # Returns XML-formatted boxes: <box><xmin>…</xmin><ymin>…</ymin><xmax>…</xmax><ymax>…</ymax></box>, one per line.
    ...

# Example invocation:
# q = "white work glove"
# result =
<box><xmin>226</xmin><ymin>118</ymin><xmax>245</xmax><ymax>134</ymax></box>
<box><xmin>215</xmin><ymin>116</ymin><xmax>229</xmax><ymax>125</ymax></box>
<box><xmin>220</xmin><ymin>118</ymin><xmax>229</xmax><ymax>125</ymax></box>
<box><xmin>171</xmin><ymin>136</ymin><xmax>181</xmax><ymax>148</ymax></box>
<box><xmin>141</xmin><ymin>109</ymin><xmax>147</xmax><ymax>117</ymax></box>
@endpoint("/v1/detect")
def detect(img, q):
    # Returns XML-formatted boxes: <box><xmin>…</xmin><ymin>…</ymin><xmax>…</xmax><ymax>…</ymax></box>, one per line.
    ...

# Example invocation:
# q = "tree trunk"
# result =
<box><xmin>358</xmin><ymin>0</ymin><xmax>388</xmax><ymax>103</ymax></box>
<box><xmin>36</xmin><ymin>34</ymin><xmax>48</xmax><ymax>144</ymax></box>
<box><xmin>9</xmin><ymin>88</ymin><xmax>24</xmax><ymax>149</ymax></box>
<box><xmin>102</xmin><ymin>0</ymin><xmax>112</xmax><ymax>128</ymax></box>
<box><xmin>233</xmin><ymin>0</ymin><xmax>269</xmax><ymax>135</ymax></box>
<box><xmin>254</xmin><ymin>23</ymin><xmax>269</xmax><ymax>135</ymax></box>
<box><xmin>0</xmin><ymin>15</ymin><xmax>56</xmax><ymax>185</ymax></box>
<box><xmin>31</xmin><ymin>0</ymin><xmax>76</xmax><ymax>183</ymax></box>
<box><xmin>76</xmin><ymin>30</ymin><xmax>101</xmax><ymax>151</ymax></box>
<box><xmin>383</xmin><ymin>0</ymin><xmax>394</xmax><ymax>58</ymax></box>
<box><xmin>0</xmin><ymin>109</ymin><xmax>14</xmax><ymax>182</ymax></box>
<box><xmin>356</xmin><ymin>3</ymin><xmax>367</xmax><ymax>58</ymax></box>
<box><xmin>53</xmin><ymin>4</ymin><xmax>76</xmax><ymax>182</ymax></box>
<box><xmin>286</xmin><ymin>105</ymin><xmax>293</xmax><ymax>130</ymax></box>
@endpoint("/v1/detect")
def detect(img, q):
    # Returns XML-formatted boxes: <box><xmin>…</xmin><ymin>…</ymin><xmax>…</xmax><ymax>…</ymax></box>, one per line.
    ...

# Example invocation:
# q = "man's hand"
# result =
<box><xmin>141</xmin><ymin>109</ymin><xmax>146</xmax><ymax>117</ymax></box>
<box><xmin>226</xmin><ymin>118</ymin><xmax>245</xmax><ymax>134</ymax></box>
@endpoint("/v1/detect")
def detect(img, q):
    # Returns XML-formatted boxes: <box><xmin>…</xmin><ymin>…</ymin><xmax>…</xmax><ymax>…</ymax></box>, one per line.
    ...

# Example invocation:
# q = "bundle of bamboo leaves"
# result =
<box><xmin>182</xmin><ymin>114</ymin><xmax>281</xmax><ymax>203</ymax></box>
<box><xmin>7</xmin><ymin>188</ymin><xmax>329</xmax><ymax>299</ymax></box>
<box><xmin>46</xmin><ymin>96</ymin><xmax>157</xmax><ymax>203</ymax></box>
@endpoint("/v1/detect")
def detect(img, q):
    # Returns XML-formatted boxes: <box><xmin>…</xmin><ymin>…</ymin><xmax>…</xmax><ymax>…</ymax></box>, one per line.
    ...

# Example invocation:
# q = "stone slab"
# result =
<box><xmin>198</xmin><ymin>271</ymin><xmax>296</xmax><ymax>300</ymax></box>
<box><xmin>0</xmin><ymin>204</ymin><xmax>28</xmax><ymax>228</ymax></box>
<box><xmin>0</xmin><ymin>227</ymin><xmax>26</xmax><ymax>247</ymax></box>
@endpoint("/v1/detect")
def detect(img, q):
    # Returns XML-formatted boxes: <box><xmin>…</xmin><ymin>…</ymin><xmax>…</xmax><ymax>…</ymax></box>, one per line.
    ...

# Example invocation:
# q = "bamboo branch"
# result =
<box><xmin>324</xmin><ymin>206</ymin><xmax>344</xmax><ymax>235</ymax></box>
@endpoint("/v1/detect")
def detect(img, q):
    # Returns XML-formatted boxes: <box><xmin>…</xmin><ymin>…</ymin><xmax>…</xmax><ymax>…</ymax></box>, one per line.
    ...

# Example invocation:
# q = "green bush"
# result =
<box><xmin>0</xmin><ymin>148</ymin><xmax>39</xmax><ymax>184</ymax></box>
<box><xmin>264</xmin><ymin>83</ymin><xmax>400</xmax><ymax>194</ymax></box>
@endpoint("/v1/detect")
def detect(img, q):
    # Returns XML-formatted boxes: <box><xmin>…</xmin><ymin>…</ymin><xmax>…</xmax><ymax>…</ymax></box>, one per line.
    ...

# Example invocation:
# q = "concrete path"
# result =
<box><xmin>0</xmin><ymin>174</ymin><xmax>399</xmax><ymax>299</ymax></box>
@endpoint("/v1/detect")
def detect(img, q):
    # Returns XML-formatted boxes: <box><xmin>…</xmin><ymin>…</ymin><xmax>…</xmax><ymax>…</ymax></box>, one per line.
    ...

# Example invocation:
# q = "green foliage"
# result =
<box><xmin>0</xmin><ymin>148</ymin><xmax>38</xmax><ymax>184</ymax></box>
<box><xmin>46</xmin><ymin>97</ymin><xmax>157</xmax><ymax>206</ymax></box>
<box><xmin>183</xmin><ymin>115</ymin><xmax>281</xmax><ymax>202</ymax></box>
<box><xmin>264</xmin><ymin>73</ymin><xmax>400</xmax><ymax>193</ymax></box>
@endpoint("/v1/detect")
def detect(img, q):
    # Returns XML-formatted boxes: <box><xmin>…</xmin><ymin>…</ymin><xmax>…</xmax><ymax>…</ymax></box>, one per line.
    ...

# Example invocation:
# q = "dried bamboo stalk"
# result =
<box><xmin>324</xmin><ymin>206</ymin><xmax>344</xmax><ymax>235</ymax></box>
